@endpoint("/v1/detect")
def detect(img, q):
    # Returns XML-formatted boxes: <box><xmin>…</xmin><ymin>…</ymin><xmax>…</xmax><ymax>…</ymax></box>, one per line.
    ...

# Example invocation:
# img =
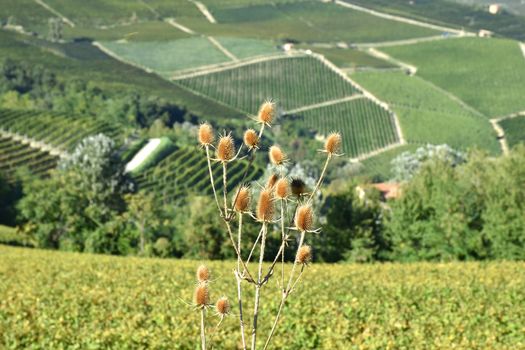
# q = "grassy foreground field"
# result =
<box><xmin>1</xmin><ymin>246</ymin><xmax>524</xmax><ymax>349</ymax></box>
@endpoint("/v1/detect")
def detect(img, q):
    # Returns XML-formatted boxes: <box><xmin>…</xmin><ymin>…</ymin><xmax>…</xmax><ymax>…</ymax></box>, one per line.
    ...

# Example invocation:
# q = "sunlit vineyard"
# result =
<box><xmin>293</xmin><ymin>98</ymin><xmax>399</xmax><ymax>158</ymax></box>
<box><xmin>133</xmin><ymin>146</ymin><xmax>263</xmax><ymax>203</ymax></box>
<box><xmin>0</xmin><ymin>136</ymin><xmax>58</xmax><ymax>181</ymax></box>
<box><xmin>1</xmin><ymin>245</ymin><xmax>524</xmax><ymax>349</ymax></box>
<box><xmin>177</xmin><ymin>56</ymin><xmax>359</xmax><ymax>114</ymax></box>
<box><xmin>499</xmin><ymin>116</ymin><xmax>525</xmax><ymax>148</ymax></box>
<box><xmin>0</xmin><ymin>109</ymin><xmax>120</xmax><ymax>152</ymax></box>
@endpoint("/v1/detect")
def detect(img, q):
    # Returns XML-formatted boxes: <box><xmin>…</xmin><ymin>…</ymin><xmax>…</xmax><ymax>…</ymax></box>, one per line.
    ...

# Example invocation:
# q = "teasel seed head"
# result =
<box><xmin>258</xmin><ymin>101</ymin><xmax>275</xmax><ymax>125</ymax></box>
<box><xmin>194</xmin><ymin>284</ymin><xmax>209</xmax><ymax>308</ymax></box>
<box><xmin>216</xmin><ymin>134</ymin><xmax>235</xmax><ymax>162</ymax></box>
<box><xmin>256</xmin><ymin>189</ymin><xmax>274</xmax><ymax>222</ymax></box>
<box><xmin>295</xmin><ymin>205</ymin><xmax>314</xmax><ymax>232</ymax></box>
<box><xmin>275</xmin><ymin>178</ymin><xmax>289</xmax><ymax>199</ymax></box>
<box><xmin>243</xmin><ymin>129</ymin><xmax>259</xmax><ymax>149</ymax></box>
<box><xmin>233</xmin><ymin>186</ymin><xmax>251</xmax><ymax>213</ymax></box>
<box><xmin>198</xmin><ymin>123</ymin><xmax>214</xmax><ymax>146</ymax></box>
<box><xmin>269</xmin><ymin>145</ymin><xmax>286</xmax><ymax>166</ymax></box>
<box><xmin>324</xmin><ymin>132</ymin><xmax>342</xmax><ymax>155</ymax></box>
<box><xmin>296</xmin><ymin>245</ymin><xmax>312</xmax><ymax>265</ymax></box>
<box><xmin>291</xmin><ymin>178</ymin><xmax>307</xmax><ymax>197</ymax></box>
<box><xmin>266</xmin><ymin>174</ymin><xmax>278</xmax><ymax>189</ymax></box>
<box><xmin>215</xmin><ymin>297</ymin><xmax>231</xmax><ymax>316</ymax></box>
<box><xmin>196</xmin><ymin>265</ymin><xmax>210</xmax><ymax>284</ymax></box>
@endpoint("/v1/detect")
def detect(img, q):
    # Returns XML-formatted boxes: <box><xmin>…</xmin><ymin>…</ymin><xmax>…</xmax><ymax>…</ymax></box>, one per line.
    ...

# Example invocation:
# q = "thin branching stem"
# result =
<box><xmin>200</xmin><ymin>308</ymin><xmax>206</xmax><ymax>350</ymax></box>
<box><xmin>222</xmin><ymin>162</ymin><xmax>229</xmax><ymax>216</ymax></box>
<box><xmin>245</xmin><ymin>226</ymin><xmax>264</xmax><ymax>266</ymax></box>
<box><xmin>236</xmin><ymin>214</ymin><xmax>247</xmax><ymax>350</ymax></box>
<box><xmin>205</xmin><ymin>145</ymin><xmax>223</xmax><ymax>215</ymax></box>
<box><xmin>251</xmin><ymin>222</ymin><xmax>267</xmax><ymax>350</ymax></box>
<box><xmin>307</xmin><ymin>154</ymin><xmax>332</xmax><ymax>205</ymax></box>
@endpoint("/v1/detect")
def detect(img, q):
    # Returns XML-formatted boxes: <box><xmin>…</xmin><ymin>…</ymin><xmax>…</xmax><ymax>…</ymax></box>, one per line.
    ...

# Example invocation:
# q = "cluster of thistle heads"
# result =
<box><xmin>194</xmin><ymin>265</ymin><xmax>230</xmax><ymax>321</ymax></box>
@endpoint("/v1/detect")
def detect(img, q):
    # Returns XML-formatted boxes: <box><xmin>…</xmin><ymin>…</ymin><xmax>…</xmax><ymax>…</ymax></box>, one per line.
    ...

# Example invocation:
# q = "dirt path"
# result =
<box><xmin>285</xmin><ymin>95</ymin><xmax>365</xmax><ymax>114</ymax></box>
<box><xmin>139</xmin><ymin>0</ymin><xmax>160</xmax><ymax>18</ymax></box>
<box><xmin>165</xmin><ymin>18</ymin><xmax>196</xmax><ymax>34</ymax></box>
<box><xmin>489</xmin><ymin>119</ymin><xmax>510</xmax><ymax>155</ymax></box>
<box><xmin>366</xmin><ymin>48</ymin><xmax>417</xmax><ymax>74</ymax></box>
<box><xmin>125</xmin><ymin>138</ymin><xmax>161</xmax><ymax>173</ymax></box>
<box><xmin>520</xmin><ymin>42</ymin><xmax>525</xmax><ymax>60</ymax></box>
<box><xmin>0</xmin><ymin>128</ymin><xmax>67</xmax><ymax>158</ymax></box>
<box><xmin>356</xmin><ymin>34</ymin><xmax>460</xmax><ymax>49</ymax></box>
<box><xmin>34</xmin><ymin>0</ymin><xmax>75</xmax><ymax>27</ymax></box>
<box><xmin>350</xmin><ymin>142</ymin><xmax>404</xmax><ymax>163</ymax></box>
<box><xmin>207</xmin><ymin>36</ymin><xmax>238</xmax><ymax>61</ymax></box>
<box><xmin>332</xmin><ymin>0</ymin><xmax>474</xmax><ymax>36</ymax></box>
<box><xmin>191</xmin><ymin>1</ymin><xmax>217</xmax><ymax>24</ymax></box>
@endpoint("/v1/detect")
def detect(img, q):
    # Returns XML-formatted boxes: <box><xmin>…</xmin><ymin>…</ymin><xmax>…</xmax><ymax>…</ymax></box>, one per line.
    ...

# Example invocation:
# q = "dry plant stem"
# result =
<box><xmin>236</xmin><ymin>214</ymin><xmax>247</xmax><ymax>350</ymax></box>
<box><xmin>280</xmin><ymin>201</ymin><xmax>285</xmax><ymax>288</ymax></box>
<box><xmin>307</xmin><ymin>154</ymin><xmax>332</xmax><ymax>204</ymax></box>
<box><xmin>263</xmin><ymin>231</ymin><xmax>306</xmax><ymax>350</ymax></box>
<box><xmin>201</xmin><ymin>308</ymin><xmax>207</xmax><ymax>350</ymax></box>
<box><xmin>245</xmin><ymin>226</ymin><xmax>264</xmax><ymax>266</ymax></box>
<box><xmin>251</xmin><ymin>222</ymin><xmax>268</xmax><ymax>350</ymax></box>
<box><xmin>222</xmin><ymin>162</ymin><xmax>229</xmax><ymax>216</ymax></box>
<box><xmin>205</xmin><ymin>146</ymin><xmax>223</xmax><ymax>215</ymax></box>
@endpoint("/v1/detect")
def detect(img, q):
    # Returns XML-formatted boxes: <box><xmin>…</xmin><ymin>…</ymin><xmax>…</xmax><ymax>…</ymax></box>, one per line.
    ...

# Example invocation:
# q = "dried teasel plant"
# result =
<box><xmin>193</xmin><ymin>101</ymin><xmax>340</xmax><ymax>350</ymax></box>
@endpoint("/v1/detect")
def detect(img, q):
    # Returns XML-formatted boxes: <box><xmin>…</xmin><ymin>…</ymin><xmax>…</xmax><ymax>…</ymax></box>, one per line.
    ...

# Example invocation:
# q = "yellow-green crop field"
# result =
<box><xmin>1</xmin><ymin>245</ymin><xmax>525</xmax><ymax>349</ymax></box>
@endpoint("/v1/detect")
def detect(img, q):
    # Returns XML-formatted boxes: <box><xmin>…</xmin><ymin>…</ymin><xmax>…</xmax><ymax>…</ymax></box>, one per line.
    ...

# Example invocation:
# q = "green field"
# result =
<box><xmin>177</xmin><ymin>2</ymin><xmax>439</xmax><ymax>43</ymax></box>
<box><xmin>100</xmin><ymin>38</ymin><xmax>231</xmax><ymax>76</ymax></box>
<box><xmin>177</xmin><ymin>56</ymin><xmax>359</xmax><ymax>114</ymax></box>
<box><xmin>352</xmin><ymin>71</ymin><xmax>501</xmax><ymax>154</ymax></box>
<box><xmin>382</xmin><ymin>38</ymin><xmax>525</xmax><ymax>118</ymax></box>
<box><xmin>499</xmin><ymin>116</ymin><xmax>525</xmax><ymax>148</ymax></box>
<box><xmin>1</xmin><ymin>245</ymin><xmax>524</xmax><ymax>349</ymax></box>
<box><xmin>133</xmin><ymin>146</ymin><xmax>264</xmax><ymax>203</ymax></box>
<box><xmin>291</xmin><ymin>98</ymin><xmax>400</xmax><ymax>158</ymax></box>
<box><xmin>298</xmin><ymin>46</ymin><xmax>397</xmax><ymax>69</ymax></box>
<box><xmin>358</xmin><ymin>143</ymin><xmax>421</xmax><ymax>181</ymax></box>
<box><xmin>214</xmin><ymin>37</ymin><xmax>280</xmax><ymax>59</ymax></box>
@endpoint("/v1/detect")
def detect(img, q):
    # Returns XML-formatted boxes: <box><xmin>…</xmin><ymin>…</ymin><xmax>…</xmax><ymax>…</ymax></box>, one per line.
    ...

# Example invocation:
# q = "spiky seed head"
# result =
<box><xmin>256</xmin><ymin>189</ymin><xmax>274</xmax><ymax>222</ymax></box>
<box><xmin>295</xmin><ymin>205</ymin><xmax>314</xmax><ymax>232</ymax></box>
<box><xmin>196</xmin><ymin>265</ymin><xmax>210</xmax><ymax>283</ymax></box>
<box><xmin>243</xmin><ymin>129</ymin><xmax>259</xmax><ymax>149</ymax></box>
<box><xmin>325</xmin><ymin>132</ymin><xmax>342</xmax><ymax>154</ymax></box>
<box><xmin>291</xmin><ymin>178</ymin><xmax>307</xmax><ymax>197</ymax></box>
<box><xmin>215</xmin><ymin>297</ymin><xmax>230</xmax><ymax>316</ymax></box>
<box><xmin>275</xmin><ymin>178</ymin><xmax>289</xmax><ymax>199</ymax></box>
<box><xmin>266</xmin><ymin>174</ymin><xmax>278</xmax><ymax>189</ymax></box>
<box><xmin>216</xmin><ymin>135</ymin><xmax>235</xmax><ymax>162</ymax></box>
<box><xmin>233</xmin><ymin>186</ymin><xmax>251</xmax><ymax>212</ymax></box>
<box><xmin>198</xmin><ymin>123</ymin><xmax>214</xmax><ymax>146</ymax></box>
<box><xmin>194</xmin><ymin>284</ymin><xmax>209</xmax><ymax>307</ymax></box>
<box><xmin>269</xmin><ymin>146</ymin><xmax>285</xmax><ymax>166</ymax></box>
<box><xmin>258</xmin><ymin>101</ymin><xmax>275</xmax><ymax>125</ymax></box>
<box><xmin>297</xmin><ymin>245</ymin><xmax>312</xmax><ymax>265</ymax></box>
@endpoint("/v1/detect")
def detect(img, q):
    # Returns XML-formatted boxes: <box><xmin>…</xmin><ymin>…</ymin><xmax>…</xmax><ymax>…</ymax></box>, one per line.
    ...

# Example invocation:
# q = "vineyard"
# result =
<box><xmin>133</xmin><ymin>146</ymin><xmax>264</xmax><ymax>203</ymax></box>
<box><xmin>0</xmin><ymin>109</ymin><xmax>120</xmax><ymax>152</ymax></box>
<box><xmin>351</xmin><ymin>71</ymin><xmax>501</xmax><ymax>154</ymax></box>
<box><xmin>177</xmin><ymin>56</ymin><xmax>359</xmax><ymax>114</ymax></box>
<box><xmin>213</xmin><ymin>37</ymin><xmax>279</xmax><ymax>59</ymax></box>
<box><xmin>2</xmin><ymin>245</ymin><xmax>524</xmax><ymax>349</ymax></box>
<box><xmin>359</xmin><ymin>144</ymin><xmax>420</xmax><ymax>181</ymax></box>
<box><xmin>499</xmin><ymin>116</ymin><xmax>525</xmax><ymax>148</ymax></box>
<box><xmin>382</xmin><ymin>38</ymin><xmax>525</xmax><ymax>117</ymax></box>
<box><xmin>0</xmin><ymin>135</ymin><xmax>58</xmax><ymax>181</ymax></box>
<box><xmin>291</xmin><ymin>98</ymin><xmax>400</xmax><ymax>158</ymax></box>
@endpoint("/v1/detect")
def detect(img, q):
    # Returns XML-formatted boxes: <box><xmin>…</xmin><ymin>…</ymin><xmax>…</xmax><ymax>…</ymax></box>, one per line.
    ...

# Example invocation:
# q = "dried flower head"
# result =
<box><xmin>295</xmin><ymin>205</ymin><xmax>314</xmax><ymax>232</ymax></box>
<box><xmin>269</xmin><ymin>146</ymin><xmax>286</xmax><ymax>166</ymax></box>
<box><xmin>233</xmin><ymin>186</ymin><xmax>251</xmax><ymax>212</ymax></box>
<box><xmin>258</xmin><ymin>101</ymin><xmax>275</xmax><ymax>125</ymax></box>
<box><xmin>291</xmin><ymin>178</ymin><xmax>307</xmax><ymax>197</ymax></box>
<box><xmin>215</xmin><ymin>297</ymin><xmax>231</xmax><ymax>316</ymax></box>
<box><xmin>194</xmin><ymin>284</ymin><xmax>209</xmax><ymax>307</ymax></box>
<box><xmin>325</xmin><ymin>132</ymin><xmax>342</xmax><ymax>155</ymax></box>
<box><xmin>266</xmin><ymin>174</ymin><xmax>278</xmax><ymax>189</ymax></box>
<box><xmin>296</xmin><ymin>245</ymin><xmax>312</xmax><ymax>265</ymax></box>
<box><xmin>275</xmin><ymin>178</ymin><xmax>289</xmax><ymax>199</ymax></box>
<box><xmin>256</xmin><ymin>189</ymin><xmax>274</xmax><ymax>222</ymax></box>
<box><xmin>198</xmin><ymin>123</ymin><xmax>214</xmax><ymax>146</ymax></box>
<box><xmin>216</xmin><ymin>135</ymin><xmax>235</xmax><ymax>162</ymax></box>
<box><xmin>243</xmin><ymin>129</ymin><xmax>259</xmax><ymax>149</ymax></box>
<box><xmin>196</xmin><ymin>265</ymin><xmax>210</xmax><ymax>284</ymax></box>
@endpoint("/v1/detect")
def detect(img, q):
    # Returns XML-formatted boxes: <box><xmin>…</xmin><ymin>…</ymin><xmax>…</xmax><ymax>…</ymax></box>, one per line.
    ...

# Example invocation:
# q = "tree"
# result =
<box><xmin>123</xmin><ymin>192</ymin><xmax>162</xmax><ymax>256</ymax></box>
<box><xmin>47</xmin><ymin>18</ymin><xmax>63</xmax><ymax>42</ymax></box>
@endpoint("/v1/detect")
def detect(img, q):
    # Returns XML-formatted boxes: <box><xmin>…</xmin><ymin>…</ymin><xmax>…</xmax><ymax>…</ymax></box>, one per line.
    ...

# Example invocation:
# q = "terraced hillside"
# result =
<box><xmin>177</xmin><ymin>55</ymin><xmax>359</xmax><ymax>114</ymax></box>
<box><xmin>133</xmin><ymin>146</ymin><xmax>264</xmax><ymax>203</ymax></box>
<box><xmin>0</xmin><ymin>109</ymin><xmax>120</xmax><ymax>152</ymax></box>
<box><xmin>0</xmin><ymin>135</ymin><xmax>58</xmax><ymax>181</ymax></box>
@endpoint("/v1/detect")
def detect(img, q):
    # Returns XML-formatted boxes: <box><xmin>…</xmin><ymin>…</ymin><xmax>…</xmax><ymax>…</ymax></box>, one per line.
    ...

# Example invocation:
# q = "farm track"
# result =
<box><xmin>164</xmin><ymin>18</ymin><xmax>196</xmax><ymax>34</ymax></box>
<box><xmin>34</xmin><ymin>0</ymin><xmax>75</xmax><ymax>27</ymax></box>
<box><xmin>286</xmin><ymin>95</ymin><xmax>365</xmax><ymax>114</ymax></box>
<box><xmin>207</xmin><ymin>37</ymin><xmax>238</xmax><ymax>61</ymax></box>
<box><xmin>191</xmin><ymin>1</ymin><xmax>217</xmax><ymax>24</ymax></box>
<box><xmin>355</xmin><ymin>35</ymin><xmax>461</xmax><ymax>49</ymax></box>
<box><xmin>490</xmin><ymin>120</ymin><xmax>510</xmax><ymax>155</ymax></box>
<box><xmin>367</xmin><ymin>48</ymin><xmax>417</xmax><ymax>74</ymax></box>
<box><xmin>350</xmin><ymin>141</ymin><xmax>404</xmax><ymax>163</ymax></box>
<box><xmin>332</xmin><ymin>0</ymin><xmax>475</xmax><ymax>36</ymax></box>
<box><xmin>125</xmin><ymin>138</ymin><xmax>161</xmax><ymax>173</ymax></box>
<box><xmin>0</xmin><ymin>128</ymin><xmax>67</xmax><ymax>159</ymax></box>
<box><xmin>520</xmin><ymin>42</ymin><xmax>525</xmax><ymax>60</ymax></box>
